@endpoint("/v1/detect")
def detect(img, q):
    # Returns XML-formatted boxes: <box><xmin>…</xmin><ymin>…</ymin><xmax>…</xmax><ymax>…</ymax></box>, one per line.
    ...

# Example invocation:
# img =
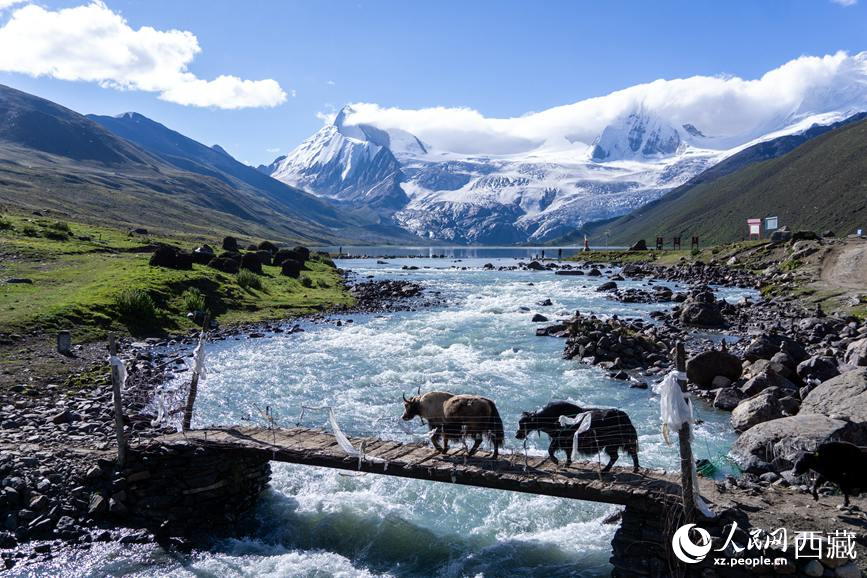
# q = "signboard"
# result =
<box><xmin>747</xmin><ymin>218</ymin><xmax>761</xmax><ymax>239</ymax></box>
<box><xmin>765</xmin><ymin>216</ymin><xmax>779</xmax><ymax>231</ymax></box>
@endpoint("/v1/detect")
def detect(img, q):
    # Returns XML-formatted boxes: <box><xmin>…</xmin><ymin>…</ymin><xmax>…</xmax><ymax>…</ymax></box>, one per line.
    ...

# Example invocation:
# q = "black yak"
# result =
<box><xmin>516</xmin><ymin>400</ymin><xmax>640</xmax><ymax>472</ymax></box>
<box><xmin>793</xmin><ymin>441</ymin><xmax>867</xmax><ymax>507</ymax></box>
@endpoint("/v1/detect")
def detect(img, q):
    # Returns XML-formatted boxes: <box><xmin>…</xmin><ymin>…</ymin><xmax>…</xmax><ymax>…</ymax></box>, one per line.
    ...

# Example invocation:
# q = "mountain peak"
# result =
<box><xmin>591</xmin><ymin>109</ymin><xmax>683</xmax><ymax>162</ymax></box>
<box><xmin>333</xmin><ymin>105</ymin><xmax>355</xmax><ymax>129</ymax></box>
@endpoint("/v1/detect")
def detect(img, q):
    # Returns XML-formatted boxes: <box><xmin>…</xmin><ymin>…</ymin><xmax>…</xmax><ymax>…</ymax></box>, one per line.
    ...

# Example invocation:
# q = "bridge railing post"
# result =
<box><xmin>183</xmin><ymin>313</ymin><xmax>209</xmax><ymax>431</ymax></box>
<box><xmin>109</xmin><ymin>332</ymin><xmax>127</xmax><ymax>467</ymax></box>
<box><xmin>676</xmin><ymin>341</ymin><xmax>695</xmax><ymax>523</ymax></box>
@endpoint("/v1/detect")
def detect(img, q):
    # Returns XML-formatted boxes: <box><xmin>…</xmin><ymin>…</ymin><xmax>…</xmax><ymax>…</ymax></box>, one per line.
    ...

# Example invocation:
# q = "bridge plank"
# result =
<box><xmin>142</xmin><ymin>427</ymin><xmax>686</xmax><ymax>511</ymax></box>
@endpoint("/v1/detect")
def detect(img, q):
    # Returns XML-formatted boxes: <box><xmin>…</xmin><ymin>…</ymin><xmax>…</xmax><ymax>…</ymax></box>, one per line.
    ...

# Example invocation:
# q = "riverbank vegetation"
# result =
<box><xmin>0</xmin><ymin>212</ymin><xmax>352</xmax><ymax>343</ymax></box>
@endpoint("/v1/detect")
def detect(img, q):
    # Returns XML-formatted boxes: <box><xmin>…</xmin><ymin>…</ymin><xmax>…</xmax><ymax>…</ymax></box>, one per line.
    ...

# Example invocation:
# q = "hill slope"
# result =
<box><xmin>0</xmin><ymin>84</ymin><xmax>407</xmax><ymax>243</ymax></box>
<box><xmin>87</xmin><ymin>112</ymin><xmax>346</xmax><ymax>226</ymax></box>
<box><xmin>587</xmin><ymin>115</ymin><xmax>867</xmax><ymax>245</ymax></box>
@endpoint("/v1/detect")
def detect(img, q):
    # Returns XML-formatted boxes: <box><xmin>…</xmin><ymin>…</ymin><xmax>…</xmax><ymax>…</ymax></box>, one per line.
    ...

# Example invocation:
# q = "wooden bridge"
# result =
<box><xmin>140</xmin><ymin>425</ymin><xmax>687</xmax><ymax>513</ymax></box>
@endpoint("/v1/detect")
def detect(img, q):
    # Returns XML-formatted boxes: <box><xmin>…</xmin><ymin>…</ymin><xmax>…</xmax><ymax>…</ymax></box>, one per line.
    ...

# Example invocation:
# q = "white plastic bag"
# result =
<box><xmin>108</xmin><ymin>355</ymin><xmax>127</xmax><ymax>387</ymax></box>
<box><xmin>327</xmin><ymin>408</ymin><xmax>384</xmax><ymax>465</ymax></box>
<box><xmin>192</xmin><ymin>341</ymin><xmax>207</xmax><ymax>381</ymax></box>
<box><xmin>654</xmin><ymin>370</ymin><xmax>691</xmax><ymax>445</ymax></box>
<box><xmin>559</xmin><ymin>411</ymin><xmax>593</xmax><ymax>463</ymax></box>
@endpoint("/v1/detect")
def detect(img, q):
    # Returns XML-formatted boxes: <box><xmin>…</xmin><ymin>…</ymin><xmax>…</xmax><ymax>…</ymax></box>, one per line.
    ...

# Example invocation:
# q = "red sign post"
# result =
<box><xmin>747</xmin><ymin>218</ymin><xmax>761</xmax><ymax>240</ymax></box>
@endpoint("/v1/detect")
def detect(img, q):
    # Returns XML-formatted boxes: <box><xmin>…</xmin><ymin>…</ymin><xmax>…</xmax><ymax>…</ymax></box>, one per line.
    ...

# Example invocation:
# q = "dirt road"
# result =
<box><xmin>821</xmin><ymin>237</ymin><xmax>867</xmax><ymax>290</ymax></box>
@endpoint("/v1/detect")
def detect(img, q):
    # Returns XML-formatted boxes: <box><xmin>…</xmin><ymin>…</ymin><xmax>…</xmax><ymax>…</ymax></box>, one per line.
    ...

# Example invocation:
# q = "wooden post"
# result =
<box><xmin>109</xmin><ymin>333</ymin><xmax>127</xmax><ymax>467</ymax></box>
<box><xmin>182</xmin><ymin>313</ymin><xmax>209</xmax><ymax>431</ymax></box>
<box><xmin>56</xmin><ymin>330</ymin><xmax>72</xmax><ymax>355</ymax></box>
<box><xmin>675</xmin><ymin>341</ymin><xmax>695</xmax><ymax>522</ymax></box>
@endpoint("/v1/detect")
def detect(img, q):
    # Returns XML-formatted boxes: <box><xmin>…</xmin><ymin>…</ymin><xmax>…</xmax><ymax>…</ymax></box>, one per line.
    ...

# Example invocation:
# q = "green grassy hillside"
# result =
<box><xmin>0</xmin><ymin>84</ymin><xmax>414</xmax><ymax>245</ymax></box>
<box><xmin>0</xmin><ymin>213</ymin><xmax>352</xmax><ymax>342</ymax></box>
<box><xmin>588</xmin><ymin>116</ymin><xmax>867</xmax><ymax>245</ymax></box>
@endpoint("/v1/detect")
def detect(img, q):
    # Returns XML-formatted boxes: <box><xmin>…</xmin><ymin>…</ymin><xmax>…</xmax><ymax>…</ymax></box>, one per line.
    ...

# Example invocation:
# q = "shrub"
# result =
<box><xmin>47</xmin><ymin>221</ymin><xmax>71</xmax><ymax>233</ymax></box>
<box><xmin>317</xmin><ymin>278</ymin><xmax>330</xmax><ymax>288</ymax></box>
<box><xmin>0</xmin><ymin>217</ymin><xmax>12</xmax><ymax>231</ymax></box>
<box><xmin>237</xmin><ymin>268</ymin><xmax>262</xmax><ymax>290</ymax></box>
<box><xmin>781</xmin><ymin>258</ymin><xmax>802</xmax><ymax>272</ymax></box>
<box><xmin>114</xmin><ymin>289</ymin><xmax>156</xmax><ymax>321</ymax></box>
<box><xmin>300</xmin><ymin>275</ymin><xmax>314</xmax><ymax>288</ymax></box>
<box><xmin>181</xmin><ymin>288</ymin><xmax>206</xmax><ymax>313</ymax></box>
<box><xmin>21</xmin><ymin>225</ymin><xmax>39</xmax><ymax>237</ymax></box>
<box><xmin>44</xmin><ymin>229</ymin><xmax>69</xmax><ymax>240</ymax></box>
<box><xmin>690</xmin><ymin>248</ymin><xmax>700</xmax><ymax>257</ymax></box>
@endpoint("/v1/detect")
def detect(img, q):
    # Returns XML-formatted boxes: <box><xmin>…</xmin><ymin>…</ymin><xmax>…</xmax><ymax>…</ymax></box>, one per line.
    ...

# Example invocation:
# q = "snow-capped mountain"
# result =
<box><xmin>591</xmin><ymin>110</ymin><xmax>684</xmax><ymax>161</ymax></box>
<box><xmin>268</xmin><ymin>52</ymin><xmax>867</xmax><ymax>244</ymax></box>
<box><xmin>270</xmin><ymin>107</ymin><xmax>410</xmax><ymax>210</ymax></box>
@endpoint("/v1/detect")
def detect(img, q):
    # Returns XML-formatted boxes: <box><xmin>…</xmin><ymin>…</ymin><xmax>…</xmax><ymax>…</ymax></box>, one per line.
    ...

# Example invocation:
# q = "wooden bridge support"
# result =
<box><xmin>611</xmin><ymin>504</ymin><xmax>680</xmax><ymax>577</ymax></box>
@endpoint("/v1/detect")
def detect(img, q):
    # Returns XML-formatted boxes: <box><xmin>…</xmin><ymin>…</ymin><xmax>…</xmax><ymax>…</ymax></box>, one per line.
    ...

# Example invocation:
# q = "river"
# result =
<box><xmin>25</xmin><ymin>258</ymin><xmax>754</xmax><ymax>578</ymax></box>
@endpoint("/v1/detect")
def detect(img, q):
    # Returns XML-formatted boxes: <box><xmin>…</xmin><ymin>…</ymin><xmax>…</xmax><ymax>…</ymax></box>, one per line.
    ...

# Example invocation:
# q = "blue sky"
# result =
<box><xmin>0</xmin><ymin>0</ymin><xmax>865</xmax><ymax>165</ymax></box>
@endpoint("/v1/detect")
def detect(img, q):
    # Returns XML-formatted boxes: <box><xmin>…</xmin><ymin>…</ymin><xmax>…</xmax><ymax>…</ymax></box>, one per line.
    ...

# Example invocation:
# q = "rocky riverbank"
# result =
<box><xmin>0</xmin><ymin>275</ymin><xmax>431</xmax><ymax>570</ymax></box>
<box><xmin>531</xmin><ymin>243</ymin><xmax>867</xmax><ymax>517</ymax></box>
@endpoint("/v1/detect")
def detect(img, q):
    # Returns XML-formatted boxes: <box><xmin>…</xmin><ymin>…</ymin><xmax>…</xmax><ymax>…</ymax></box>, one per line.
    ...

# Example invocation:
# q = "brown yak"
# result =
<box><xmin>441</xmin><ymin>395</ymin><xmax>505</xmax><ymax>459</ymax></box>
<box><xmin>401</xmin><ymin>391</ymin><xmax>455</xmax><ymax>452</ymax></box>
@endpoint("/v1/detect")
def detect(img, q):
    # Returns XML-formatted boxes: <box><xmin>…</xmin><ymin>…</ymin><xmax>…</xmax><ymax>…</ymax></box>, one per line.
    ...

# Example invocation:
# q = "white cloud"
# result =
<box><xmin>831</xmin><ymin>0</ymin><xmax>857</xmax><ymax>6</ymax></box>
<box><xmin>326</xmin><ymin>80</ymin><xmax>336</xmax><ymax>86</ymax></box>
<box><xmin>290</xmin><ymin>89</ymin><xmax>297</xmax><ymax>97</ymax></box>
<box><xmin>266</xmin><ymin>147</ymin><xmax>280</xmax><ymax>153</ymax></box>
<box><xmin>0</xmin><ymin>1</ymin><xmax>286</xmax><ymax>109</ymax></box>
<box><xmin>333</xmin><ymin>51</ymin><xmax>867</xmax><ymax>155</ymax></box>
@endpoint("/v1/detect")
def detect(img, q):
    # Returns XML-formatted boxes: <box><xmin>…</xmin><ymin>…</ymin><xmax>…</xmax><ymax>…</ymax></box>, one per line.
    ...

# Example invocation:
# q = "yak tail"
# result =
<box><xmin>488</xmin><ymin>403</ymin><xmax>505</xmax><ymax>448</ymax></box>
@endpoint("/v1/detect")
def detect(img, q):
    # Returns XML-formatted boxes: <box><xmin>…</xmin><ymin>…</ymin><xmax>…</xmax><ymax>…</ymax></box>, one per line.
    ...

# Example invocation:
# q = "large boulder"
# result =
<box><xmin>731</xmin><ymin>414</ymin><xmax>867</xmax><ymax>473</ymax></box>
<box><xmin>274</xmin><ymin>248</ymin><xmax>308</xmax><ymax>266</ymax></box>
<box><xmin>686</xmin><ymin>349</ymin><xmax>742</xmax><ymax>388</ymax></box>
<box><xmin>743</xmin><ymin>333</ymin><xmax>808</xmax><ymax>363</ymax></box>
<box><xmin>596</xmin><ymin>281</ymin><xmax>617</xmax><ymax>292</ymax></box>
<box><xmin>254</xmin><ymin>250</ymin><xmax>273</xmax><ymax>266</ymax></box>
<box><xmin>844</xmin><ymin>338</ymin><xmax>867</xmax><ymax>367</ymax></box>
<box><xmin>222</xmin><ymin>236</ymin><xmax>239</xmax><ymax>252</ymax></box>
<box><xmin>800</xmin><ymin>368</ymin><xmax>867</xmax><ymax>425</ymax></box>
<box><xmin>791</xmin><ymin>230</ymin><xmax>818</xmax><ymax>241</ymax></box>
<box><xmin>208</xmin><ymin>253</ymin><xmax>240</xmax><ymax>274</ymax></box>
<box><xmin>769</xmin><ymin>226</ymin><xmax>792</xmax><ymax>243</ymax></box>
<box><xmin>258</xmin><ymin>240</ymin><xmax>279</xmax><ymax>254</ymax></box>
<box><xmin>191</xmin><ymin>245</ymin><xmax>214</xmax><ymax>265</ymax></box>
<box><xmin>280</xmin><ymin>259</ymin><xmax>302</xmax><ymax>278</ymax></box>
<box><xmin>149</xmin><ymin>245</ymin><xmax>192</xmax><ymax>270</ymax></box>
<box><xmin>679</xmin><ymin>300</ymin><xmax>724</xmax><ymax>327</ymax></box>
<box><xmin>629</xmin><ymin>239</ymin><xmax>648</xmax><ymax>251</ymax></box>
<box><xmin>240</xmin><ymin>253</ymin><xmax>263</xmax><ymax>274</ymax></box>
<box><xmin>292</xmin><ymin>246</ymin><xmax>311</xmax><ymax>261</ymax></box>
<box><xmin>796</xmin><ymin>355</ymin><xmax>840</xmax><ymax>384</ymax></box>
<box><xmin>731</xmin><ymin>392</ymin><xmax>783</xmax><ymax>432</ymax></box>
<box><xmin>740</xmin><ymin>368</ymin><xmax>798</xmax><ymax>397</ymax></box>
<box><xmin>713</xmin><ymin>387</ymin><xmax>743</xmax><ymax>411</ymax></box>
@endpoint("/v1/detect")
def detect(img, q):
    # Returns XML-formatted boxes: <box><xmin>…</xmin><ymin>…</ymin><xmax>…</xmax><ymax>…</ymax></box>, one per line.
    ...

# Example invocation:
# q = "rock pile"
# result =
<box><xmin>557</xmin><ymin>312</ymin><xmax>669</xmax><ymax>370</ymax></box>
<box><xmin>148</xmin><ymin>239</ymin><xmax>320</xmax><ymax>279</ymax></box>
<box><xmin>348</xmin><ymin>280</ymin><xmax>429</xmax><ymax>313</ymax></box>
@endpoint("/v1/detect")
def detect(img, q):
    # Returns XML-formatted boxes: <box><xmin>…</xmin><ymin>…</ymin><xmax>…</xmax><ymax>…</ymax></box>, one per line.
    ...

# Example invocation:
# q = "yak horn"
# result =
<box><xmin>402</xmin><ymin>392</ymin><xmax>409</xmax><ymax>402</ymax></box>
<box><xmin>417</xmin><ymin>384</ymin><xmax>421</xmax><ymax>395</ymax></box>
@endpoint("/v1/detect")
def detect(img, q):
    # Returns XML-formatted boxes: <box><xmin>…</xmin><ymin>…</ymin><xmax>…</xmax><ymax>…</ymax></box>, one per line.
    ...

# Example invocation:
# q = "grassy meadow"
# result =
<box><xmin>0</xmin><ymin>212</ymin><xmax>353</xmax><ymax>342</ymax></box>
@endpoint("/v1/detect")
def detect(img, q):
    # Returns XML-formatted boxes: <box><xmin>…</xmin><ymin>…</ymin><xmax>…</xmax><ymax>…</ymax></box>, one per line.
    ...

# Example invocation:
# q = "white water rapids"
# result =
<box><xmin>22</xmin><ymin>257</ymin><xmax>755</xmax><ymax>577</ymax></box>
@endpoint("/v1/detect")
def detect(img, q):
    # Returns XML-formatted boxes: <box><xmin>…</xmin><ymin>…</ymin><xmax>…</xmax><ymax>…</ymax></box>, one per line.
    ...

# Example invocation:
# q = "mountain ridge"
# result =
<box><xmin>580</xmin><ymin>113</ymin><xmax>867</xmax><ymax>245</ymax></box>
<box><xmin>0</xmin><ymin>84</ymin><xmax>412</xmax><ymax>243</ymax></box>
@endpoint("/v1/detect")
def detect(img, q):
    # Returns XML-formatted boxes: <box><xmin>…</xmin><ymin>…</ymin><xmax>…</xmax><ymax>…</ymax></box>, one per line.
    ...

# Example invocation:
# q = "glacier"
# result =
<box><xmin>267</xmin><ymin>52</ymin><xmax>867</xmax><ymax>244</ymax></box>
